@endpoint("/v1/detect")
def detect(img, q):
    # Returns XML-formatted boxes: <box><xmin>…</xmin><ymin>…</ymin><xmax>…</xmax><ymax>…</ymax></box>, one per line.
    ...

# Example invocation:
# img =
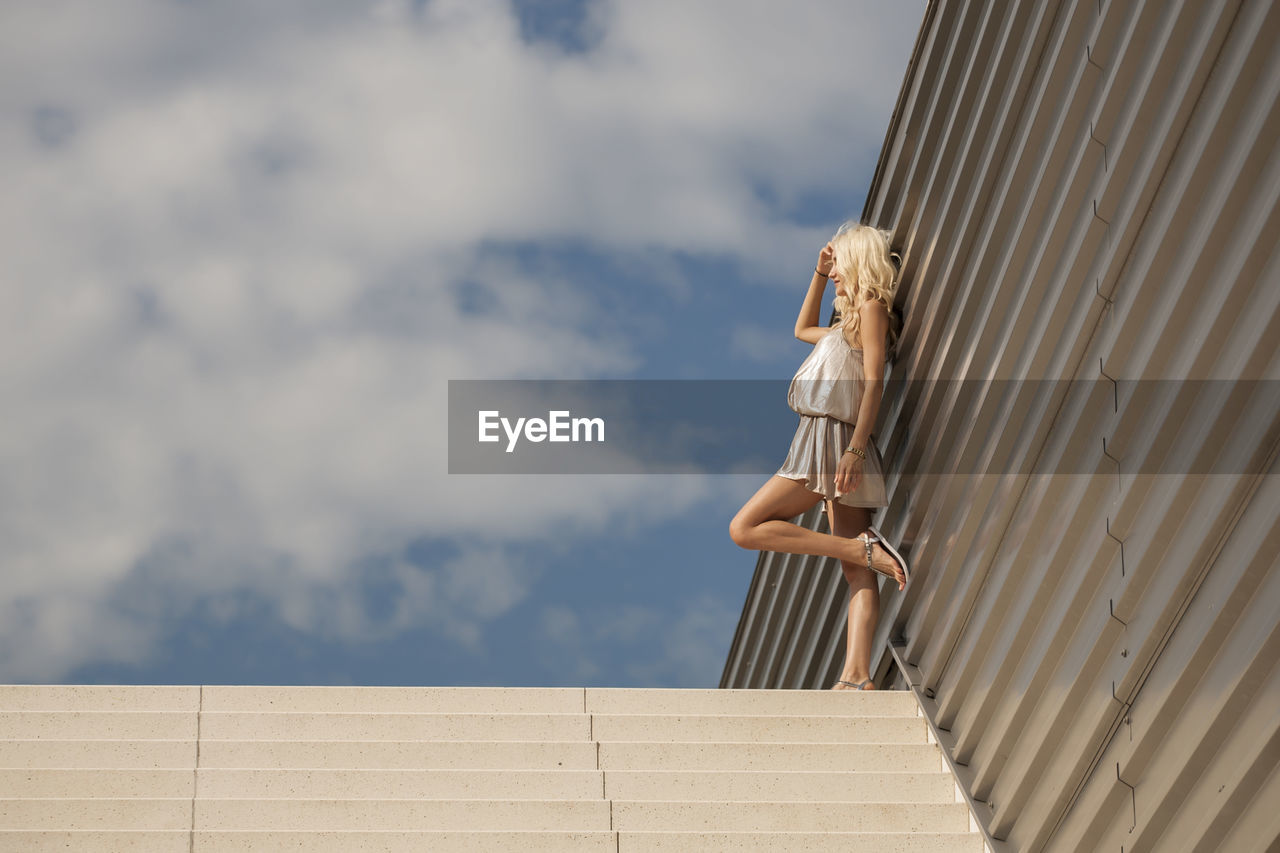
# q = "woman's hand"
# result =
<box><xmin>817</xmin><ymin>242</ymin><xmax>835</xmax><ymax>278</ymax></box>
<box><xmin>834</xmin><ymin>450</ymin><xmax>863</xmax><ymax>495</ymax></box>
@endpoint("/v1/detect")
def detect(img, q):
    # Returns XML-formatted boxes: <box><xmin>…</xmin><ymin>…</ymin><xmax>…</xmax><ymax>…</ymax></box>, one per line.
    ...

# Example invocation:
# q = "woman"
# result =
<box><xmin>729</xmin><ymin>222</ymin><xmax>910</xmax><ymax>691</ymax></box>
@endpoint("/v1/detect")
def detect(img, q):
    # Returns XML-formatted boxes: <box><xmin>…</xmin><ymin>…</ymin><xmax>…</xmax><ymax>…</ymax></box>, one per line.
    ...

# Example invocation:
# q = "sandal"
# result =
<box><xmin>860</xmin><ymin>527</ymin><xmax>911</xmax><ymax>586</ymax></box>
<box><xmin>831</xmin><ymin>679</ymin><xmax>874</xmax><ymax>690</ymax></box>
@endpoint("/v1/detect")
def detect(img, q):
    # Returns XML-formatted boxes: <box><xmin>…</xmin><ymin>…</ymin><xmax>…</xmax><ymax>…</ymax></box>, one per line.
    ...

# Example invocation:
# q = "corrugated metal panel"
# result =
<box><xmin>722</xmin><ymin>1</ymin><xmax>1280</xmax><ymax>851</ymax></box>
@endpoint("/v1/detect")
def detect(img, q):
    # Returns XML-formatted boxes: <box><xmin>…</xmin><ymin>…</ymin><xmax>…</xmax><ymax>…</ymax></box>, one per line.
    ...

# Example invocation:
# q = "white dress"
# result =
<box><xmin>776</xmin><ymin>325</ymin><xmax>888</xmax><ymax>507</ymax></box>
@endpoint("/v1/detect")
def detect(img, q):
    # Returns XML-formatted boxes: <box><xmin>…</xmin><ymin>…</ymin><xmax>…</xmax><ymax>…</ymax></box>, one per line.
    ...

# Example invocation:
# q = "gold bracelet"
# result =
<box><xmin>844</xmin><ymin>445</ymin><xmax>866</xmax><ymax>459</ymax></box>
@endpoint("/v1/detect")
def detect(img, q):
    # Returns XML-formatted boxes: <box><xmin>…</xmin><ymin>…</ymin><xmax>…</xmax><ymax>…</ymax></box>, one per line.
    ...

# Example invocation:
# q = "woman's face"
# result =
<box><xmin>831</xmin><ymin>266</ymin><xmax>850</xmax><ymax>299</ymax></box>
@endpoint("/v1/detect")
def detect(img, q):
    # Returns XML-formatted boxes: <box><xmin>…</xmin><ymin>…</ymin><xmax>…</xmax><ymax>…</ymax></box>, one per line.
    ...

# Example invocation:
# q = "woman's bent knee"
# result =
<box><xmin>729</xmin><ymin>516</ymin><xmax>756</xmax><ymax>549</ymax></box>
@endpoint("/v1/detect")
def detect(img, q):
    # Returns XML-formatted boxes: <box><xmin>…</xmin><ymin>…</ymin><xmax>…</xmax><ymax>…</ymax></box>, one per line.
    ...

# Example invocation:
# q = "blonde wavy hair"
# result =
<box><xmin>830</xmin><ymin>222</ymin><xmax>900</xmax><ymax>353</ymax></box>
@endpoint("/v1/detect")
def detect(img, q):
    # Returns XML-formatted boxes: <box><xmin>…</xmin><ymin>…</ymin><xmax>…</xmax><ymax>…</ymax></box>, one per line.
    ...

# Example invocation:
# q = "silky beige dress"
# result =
<box><xmin>776</xmin><ymin>324</ymin><xmax>888</xmax><ymax>507</ymax></box>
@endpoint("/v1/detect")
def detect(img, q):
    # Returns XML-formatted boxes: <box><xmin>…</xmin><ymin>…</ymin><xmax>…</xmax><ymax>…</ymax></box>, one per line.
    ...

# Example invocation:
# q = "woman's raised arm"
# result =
<box><xmin>795</xmin><ymin>243</ymin><xmax>835</xmax><ymax>344</ymax></box>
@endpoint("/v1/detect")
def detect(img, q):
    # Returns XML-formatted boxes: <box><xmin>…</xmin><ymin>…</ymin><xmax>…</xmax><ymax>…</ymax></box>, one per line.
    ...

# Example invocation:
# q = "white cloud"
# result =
<box><xmin>0</xmin><ymin>0</ymin><xmax>924</xmax><ymax>679</ymax></box>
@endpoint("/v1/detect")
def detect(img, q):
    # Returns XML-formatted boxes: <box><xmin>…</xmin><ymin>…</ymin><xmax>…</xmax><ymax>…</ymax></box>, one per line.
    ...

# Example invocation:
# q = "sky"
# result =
<box><xmin>1</xmin><ymin>0</ymin><xmax>926</xmax><ymax>687</ymax></box>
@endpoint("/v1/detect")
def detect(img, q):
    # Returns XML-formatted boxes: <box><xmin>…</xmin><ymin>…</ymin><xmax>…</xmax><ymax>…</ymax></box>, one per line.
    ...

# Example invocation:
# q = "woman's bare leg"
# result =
<box><xmin>729</xmin><ymin>476</ymin><xmax>906</xmax><ymax>578</ymax></box>
<box><xmin>827</xmin><ymin>499</ymin><xmax>879</xmax><ymax>689</ymax></box>
<box><xmin>730</xmin><ymin>476</ymin><xmax>866</xmax><ymax>565</ymax></box>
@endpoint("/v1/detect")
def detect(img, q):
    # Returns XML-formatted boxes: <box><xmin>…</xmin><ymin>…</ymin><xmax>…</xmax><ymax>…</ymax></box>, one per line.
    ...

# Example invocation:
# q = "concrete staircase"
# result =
<box><xmin>0</xmin><ymin>685</ymin><xmax>990</xmax><ymax>852</ymax></box>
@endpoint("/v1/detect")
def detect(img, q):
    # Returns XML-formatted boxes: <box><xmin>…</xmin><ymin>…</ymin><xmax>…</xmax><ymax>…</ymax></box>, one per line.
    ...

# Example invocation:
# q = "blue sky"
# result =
<box><xmin>1</xmin><ymin>0</ymin><xmax>925</xmax><ymax>687</ymax></box>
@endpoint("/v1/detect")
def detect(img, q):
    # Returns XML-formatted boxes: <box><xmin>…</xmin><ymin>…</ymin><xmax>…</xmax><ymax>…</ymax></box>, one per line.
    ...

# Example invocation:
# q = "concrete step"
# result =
<box><xmin>0</xmin><ymin>797</ymin><xmax>970</xmax><ymax>834</ymax></box>
<box><xmin>0</xmin><ymin>686</ymin><xmax>988</xmax><ymax>852</ymax></box>
<box><xmin>0</xmin><ymin>712</ymin><xmax>196</xmax><ymax>740</ymax></box>
<box><xmin>198</xmin><ymin>712</ymin><xmax>591</xmax><ymax>741</ymax></box>
<box><xmin>0</xmin><ymin>685</ymin><xmax>920</xmax><ymax>715</ymax></box>
<box><xmin>0</xmin><ymin>798</ymin><xmax>190</xmax><ymax>830</ymax></box>
<box><xmin>617</xmin><ymin>831</ymin><xmax>987</xmax><ymax>852</ymax></box>
<box><xmin>0</xmin><ymin>831</ymin><xmax>190</xmax><ymax>853</ymax></box>
<box><xmin>0</xmin><ymin>768</ymin><xmax>603</xmax><ymax>799</ymax></box>
<box><xmin>192</xmin><ymin>830</ymin><xmax>618</xmax><ymax>851</ymax></box>
<box><xmin>0</xmin><ymin>740</ymin><xmax>195</xmax><ymax>769</ymax></box>
<box><xmin>0</xmin><ymin>686</ymin><xmax>199</xmax><ymax>712</ymax></box>
<box><xmin>0</xmin><ymin>830</ymin><xmax>616</xmax><ymax>852</ymax></box>
<box><xmin>584</xmin><ymin>688</ymin><xmax>920</xmax><ymax>716</ymax></box>
<box><xmin>611</xmin><ymin>800</ymin><xmax>971</xmax><ymax>832</ymax></box>
<box><xmin>597</xmin><ymin>741</ymin><xmax>944</xmax><ymax>771</ymax></box>
<box><xmin>197</xmin><ymin>739</ymin><xmax>600</xmax><ymax>769</ymax></box>
<box><xmin>196</xmin><ymin>768</ymin><xmax>604</xmax><ymax>799</ymax></box>
<box><xmin>188</xmin><ymin>710</ymin><xmax>924</xmax><ymax>742</ymax></box>
<box><xmin>201</xmin><ymin>687</ymin><xmax>585</xmax><ymax>714</ymax></box>
<box><xmin>0</xmin><ymin>767</ymin><xmax>960</xmax><ymax>802</ymax></box>
<box><xmin>0</xmin><ymin>769</ymin><xmax>195</xmax><ymax>798</ymax></box>
<box><xmin>603</xmin><ymin>769</ymin><xmax>958</xmax><ymax>802</ymax></box>
<box><xmin>0</xmin><ymin>829</ymin><xmax>989</xmax><ymax>853</ymax></box>
<box><xmin>590</xmin><ymin>712</ymin><xmax>926</xmax><ymax>742</ymax></box>
<box><xmin>192</xmin><ymin>798</ymin><xmax>613</xmax><ymax>831</ymax></box>
<box><xmin>194</xmin><ymin>738</ymin><xmax>946</xmax><ymax>771</ymax></box>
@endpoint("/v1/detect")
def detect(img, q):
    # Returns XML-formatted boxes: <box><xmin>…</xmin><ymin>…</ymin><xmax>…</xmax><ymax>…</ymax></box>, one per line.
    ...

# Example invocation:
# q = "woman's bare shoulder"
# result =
<box><xmin>859</xmin><ymin>296</ymin><xmax>891</xmax><ymax>318</ymax></box>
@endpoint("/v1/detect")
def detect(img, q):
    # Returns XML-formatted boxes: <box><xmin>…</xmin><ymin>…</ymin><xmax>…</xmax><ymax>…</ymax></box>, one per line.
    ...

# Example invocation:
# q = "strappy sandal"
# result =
<box><xmin>859</xmin><ymin>527</ymin><xmax>911</xmax><ymax>586</ymax></box>
<box><xmin>831</xmin><ymin>678</ymin><xmax>874</xmax><ymax>690</ymax></box>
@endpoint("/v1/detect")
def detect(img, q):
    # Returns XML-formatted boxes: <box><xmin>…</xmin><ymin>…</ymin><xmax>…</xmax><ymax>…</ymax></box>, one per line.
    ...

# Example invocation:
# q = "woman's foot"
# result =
<box><xmin>830</xmin><ymin>678</ymin><xmax>875</xmax><ymax>690</ymax></box>
<box><xmin>846</xmin><ymin>533</ymin><xmax>908</xmax><ymax>589</ymax></box>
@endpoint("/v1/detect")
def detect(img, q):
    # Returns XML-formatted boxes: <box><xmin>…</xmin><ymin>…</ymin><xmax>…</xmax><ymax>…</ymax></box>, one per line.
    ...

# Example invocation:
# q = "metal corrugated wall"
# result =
<box><xmin>722</xmin><ymin>1</ymin><xmax>1280</xmax><ymax>852</ymax></box>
